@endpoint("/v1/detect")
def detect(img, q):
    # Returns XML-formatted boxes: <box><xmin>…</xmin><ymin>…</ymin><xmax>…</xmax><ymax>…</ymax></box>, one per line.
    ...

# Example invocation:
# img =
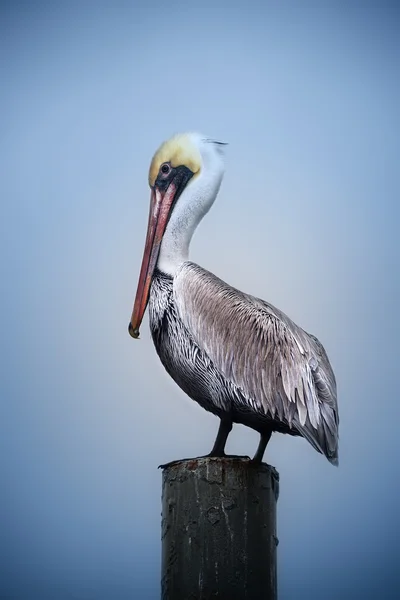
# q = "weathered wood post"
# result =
<box><xmin>161</xmin><ymin>457</ymin><xmax>279</xmax><ymax>600</ymax></box>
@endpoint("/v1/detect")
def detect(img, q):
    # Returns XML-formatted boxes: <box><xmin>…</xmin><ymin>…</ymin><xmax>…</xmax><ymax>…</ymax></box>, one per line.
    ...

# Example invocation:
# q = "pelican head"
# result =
<box><xmin>129</xmin><ymin>132</ymin><xmax>226</xmax><ymax>339</ymax></box>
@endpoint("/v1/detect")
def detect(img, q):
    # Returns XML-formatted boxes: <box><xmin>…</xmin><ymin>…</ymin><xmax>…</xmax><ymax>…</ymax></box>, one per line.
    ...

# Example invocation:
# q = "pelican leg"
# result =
<box><xmin>208</xmin><ymin>416</ymin><xmax>233</xmax><ymax>457</ymax></box>
<box><xmin>159</xmin><ymin>416</ymin><xmax>248</xmax><ymax>470</ymax></box>
<box><xmin>252</xmin><ymin>431</ymin><xmax>272</xmax><ymax>464</ymax></box>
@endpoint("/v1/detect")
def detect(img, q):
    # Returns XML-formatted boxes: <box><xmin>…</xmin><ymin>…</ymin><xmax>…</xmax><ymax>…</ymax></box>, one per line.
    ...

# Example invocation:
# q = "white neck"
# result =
<box><xmin>157</xmin><ymin>145</ymin><xmax>224</xmax><ymax>277</ymax></box>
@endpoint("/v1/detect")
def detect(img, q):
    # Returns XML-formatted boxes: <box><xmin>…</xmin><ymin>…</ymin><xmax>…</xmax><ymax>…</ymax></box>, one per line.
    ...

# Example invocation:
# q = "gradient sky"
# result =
<box><xmin>1</xmin><ymin>1</ymin><xmax>399</xmax><ymax>598</ymax></box>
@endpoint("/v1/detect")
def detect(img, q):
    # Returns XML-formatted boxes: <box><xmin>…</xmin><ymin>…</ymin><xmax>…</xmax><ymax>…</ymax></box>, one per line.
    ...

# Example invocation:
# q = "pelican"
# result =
<box><xmin>129</xmin><ymin>133</ymin><xmax>339</xmax><ymax>465</ymax></box>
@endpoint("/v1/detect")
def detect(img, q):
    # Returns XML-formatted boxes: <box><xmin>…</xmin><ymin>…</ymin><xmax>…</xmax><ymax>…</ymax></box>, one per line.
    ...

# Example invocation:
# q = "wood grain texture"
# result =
<box><xmin>161</xmin><ymin>457</ymin><xmax>279</xmax><ymax>600</ymax></box>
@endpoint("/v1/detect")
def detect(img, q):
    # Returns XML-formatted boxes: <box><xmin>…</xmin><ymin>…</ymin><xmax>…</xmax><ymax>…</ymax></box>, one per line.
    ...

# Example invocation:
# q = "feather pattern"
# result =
<box><xmin>171</xmin><ymin>262</ymin><xmax>339</xmax><ymax>464</ymax></box>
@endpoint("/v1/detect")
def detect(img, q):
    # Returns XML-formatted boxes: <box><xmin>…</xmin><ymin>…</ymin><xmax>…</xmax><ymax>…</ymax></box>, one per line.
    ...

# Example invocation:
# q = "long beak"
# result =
<box><xmin>128</xmin><ymin>183</ymin><xmax>178</xmax><ymax>339</ymax></box>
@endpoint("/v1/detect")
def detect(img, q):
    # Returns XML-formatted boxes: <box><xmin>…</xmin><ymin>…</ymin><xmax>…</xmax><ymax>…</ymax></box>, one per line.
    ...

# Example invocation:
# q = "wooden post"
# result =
<box><xmin>160</xmin><ymin>457</ymin><xmax>279</xmax><ymax>600</ymax></box>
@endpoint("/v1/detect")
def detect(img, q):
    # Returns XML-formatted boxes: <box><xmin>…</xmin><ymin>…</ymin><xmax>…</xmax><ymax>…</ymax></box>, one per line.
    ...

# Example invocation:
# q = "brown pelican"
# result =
<box><xmin>129</xmin><ymin>133</ymin><xmax>339</xmax><ymax>465</ymax></box>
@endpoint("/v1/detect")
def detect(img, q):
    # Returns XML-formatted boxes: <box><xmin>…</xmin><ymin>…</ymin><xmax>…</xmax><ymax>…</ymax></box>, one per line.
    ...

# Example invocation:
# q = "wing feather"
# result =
<box><xmin>174</xmin><ymin>262</ymin><xmax>339</xmax><ymax>463</ymax></box>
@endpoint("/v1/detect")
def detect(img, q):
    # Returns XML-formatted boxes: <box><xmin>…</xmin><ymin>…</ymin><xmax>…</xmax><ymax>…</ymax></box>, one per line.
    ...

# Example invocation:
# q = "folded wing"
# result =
<box><xmin>174</xmin><ymin>262</ymin><xmax>339</xmax><ymax>464</ymax></box>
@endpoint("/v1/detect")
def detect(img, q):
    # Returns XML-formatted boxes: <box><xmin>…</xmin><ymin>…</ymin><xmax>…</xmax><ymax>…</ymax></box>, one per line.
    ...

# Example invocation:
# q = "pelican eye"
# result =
<box><xmin>161</xmin><ymin>163</ymin><xmax>170</xmax><ymax>175</ymax></box>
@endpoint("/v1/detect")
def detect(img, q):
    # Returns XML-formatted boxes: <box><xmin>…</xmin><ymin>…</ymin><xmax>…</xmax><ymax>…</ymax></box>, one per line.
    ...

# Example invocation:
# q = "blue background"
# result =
<box><xmin>1</xmin><ymin>1</ymin><xmax>399</xmax><ymax>598</ymax></box>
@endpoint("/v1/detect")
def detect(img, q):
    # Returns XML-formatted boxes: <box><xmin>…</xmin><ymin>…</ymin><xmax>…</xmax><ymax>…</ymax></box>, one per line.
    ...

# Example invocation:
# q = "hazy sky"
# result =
<box><xmin>1</xmin><ymin>1</ymin><xmax>399</xmax><ymax>598</ymax></box>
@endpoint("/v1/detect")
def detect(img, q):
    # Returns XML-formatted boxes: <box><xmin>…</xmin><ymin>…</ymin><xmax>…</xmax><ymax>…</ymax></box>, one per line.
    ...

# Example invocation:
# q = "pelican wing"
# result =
<box><xmin>174</xmin><ymin>262</ymin><xmax>339</xmax><ymax>463</ymax></box>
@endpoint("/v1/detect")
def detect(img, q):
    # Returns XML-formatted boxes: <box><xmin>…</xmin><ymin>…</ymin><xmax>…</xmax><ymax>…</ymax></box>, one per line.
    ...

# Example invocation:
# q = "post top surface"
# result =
<box><xmin>160</xmin><ymin>456</ymin><xmax>278</xmax><ymax>475</ymax></box>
